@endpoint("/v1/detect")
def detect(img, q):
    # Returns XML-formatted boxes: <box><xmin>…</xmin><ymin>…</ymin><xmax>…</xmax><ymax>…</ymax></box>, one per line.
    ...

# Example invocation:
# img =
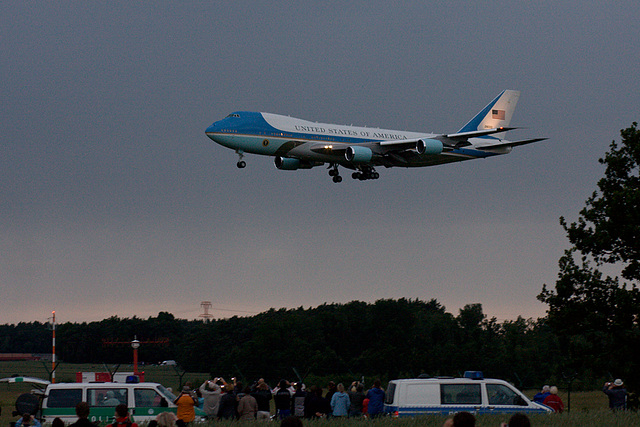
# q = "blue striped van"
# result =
<box><xmin>384</xmin><ymin>374</ymin><xmax>552</xmax><ymax>417</ymax></box>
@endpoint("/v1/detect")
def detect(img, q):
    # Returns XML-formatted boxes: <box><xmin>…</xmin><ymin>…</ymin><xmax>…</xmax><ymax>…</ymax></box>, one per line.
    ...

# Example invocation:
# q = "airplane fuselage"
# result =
<box><xmin>206</xmin><ymin>112</ymin><xmax>502</xmax><ymax>166</ymax></box>
<box><xmin>204</xmin><ymin>90</ymin><xmax>544</xmax><ymax>182</ymax></box>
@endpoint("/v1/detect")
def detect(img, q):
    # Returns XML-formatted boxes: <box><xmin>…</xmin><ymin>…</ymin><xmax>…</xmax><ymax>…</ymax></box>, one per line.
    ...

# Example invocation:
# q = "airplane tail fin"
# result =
<box><xmin>457</xmin><ymin>90</ymin><xmax>520</xmax><ymax>139</ymax></box>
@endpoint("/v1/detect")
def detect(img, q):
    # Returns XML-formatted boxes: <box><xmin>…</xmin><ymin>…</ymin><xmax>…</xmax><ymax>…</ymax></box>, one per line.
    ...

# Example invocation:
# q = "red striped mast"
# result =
<box><xmin>52</xmin><ymin>311</ymin><xmax>56</xmax><ymax>383</ymax></box>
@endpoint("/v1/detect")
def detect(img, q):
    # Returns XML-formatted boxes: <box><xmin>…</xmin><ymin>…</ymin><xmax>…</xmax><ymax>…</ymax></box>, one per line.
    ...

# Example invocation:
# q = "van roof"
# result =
<box><xmin>389</xmin><ymin>377</ymin><xmax>508</xmax><ymax>384</ymax></box>
<box><xmin>46</xmin><ymin>382</ymin><xmax>164</xmax><ymax>388</ymax></box>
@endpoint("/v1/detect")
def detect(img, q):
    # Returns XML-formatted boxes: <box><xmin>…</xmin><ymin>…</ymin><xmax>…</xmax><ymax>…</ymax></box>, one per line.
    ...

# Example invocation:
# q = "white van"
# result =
<box><xmin>384</xmin><ymin>374</ymin><xmax>552</xmax><ymax>417</ymax></box>
<box><xmin>1</xmin><ymin>377</ymin><xmax>206</xmax><ymax>424</ymax></box>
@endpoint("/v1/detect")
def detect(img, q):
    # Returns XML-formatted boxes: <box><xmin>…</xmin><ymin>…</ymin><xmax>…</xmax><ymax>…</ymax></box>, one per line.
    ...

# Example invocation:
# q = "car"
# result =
<box><xmin>0</xmin><ymin>377</ymin><xmax>205</xmax><ymax>424</ymax></box>
<box><xmin>160</xmin><ymin>360</ymin><xmax>177</xmax><ymax>366</ymax></box>
<box><xmin>383</xmin><ymin>372</ymin><xmax>552</xmax><ymax>417</ymax></box>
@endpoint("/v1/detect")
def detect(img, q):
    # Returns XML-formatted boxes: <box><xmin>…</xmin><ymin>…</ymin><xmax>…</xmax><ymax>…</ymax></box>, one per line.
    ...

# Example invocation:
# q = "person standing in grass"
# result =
<box><xmin>174</xmin><ymin>386</ymin><xmax>198</xmax><ymax>425</ymax></box>
<box><xmin>365</xmin><ymin>380</ymin><xmax>385</xmax><ymax>418</ymax></box>
<box><xmin>111</xmin><ymin>404</ymin><xmax>138</xmax><ymax>427</ymax></box>
<box><xmin>14</xmin><ymin>414</ymin><xmax>42</xmax><ymax>427</ymax></box>
<box><xmin>603</xmin><ymin>379</ymin><xmax>627</xmax><ymax>410</ymax></box>
<box><xmin>237</xmin><ymin>387</ymin><xmax>259</xmax><ymax>420</ymax></box>
<box><xmin>329</xmin><ymin>383</ymin><xmax>350</xmax><ymax>418</ymax></box>
<box><xmin>543</xmin><ymin>386</ymin><xmax>564</xmax><ymax>413</ymax></box>
<box><xmin>199</xmin><ymin>379</ymin><xmax>222</xmax><ymax>419</ymax></box>
<box><xmin>347</xmin><ymin>382</ymin><xmax>366</xmax><ymax>417</ymax></box>
<box><xmin>533</xmin><ymin>385</ymin><xmax>550</xmax><ymax>403</ymax></box>
<box><xmin>69</xmin><ymin>402</ymin><xmax>97</xmax><ymax>427</ymax></box>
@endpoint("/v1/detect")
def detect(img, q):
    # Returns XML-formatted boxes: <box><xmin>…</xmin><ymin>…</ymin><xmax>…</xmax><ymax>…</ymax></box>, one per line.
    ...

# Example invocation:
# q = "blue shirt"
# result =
<box><xmin>366</xmin><ymin>387</ymin><xmax>385</xmax><ymax>415</ymax></box>
<box><xmin>15</xmin><ymin>419</ymin><xmax>42</xmax><ymax>427</ymax></box>
<box><xmin>330</xmin><ymin>391</ymin><xmax>350</xmax><ymax>416</ymax></box>
<box><xmin>533</xmin><ymin>391</ymin><xmax>550</xmax><ymax>403</ymax></box>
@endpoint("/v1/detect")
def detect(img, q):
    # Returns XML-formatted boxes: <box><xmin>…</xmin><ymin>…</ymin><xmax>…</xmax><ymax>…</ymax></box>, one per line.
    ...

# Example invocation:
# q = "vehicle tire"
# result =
<box><xmin>16</xmin><ymin>393</ymin><xmax>39</xmax><ymax>415</ymax></box>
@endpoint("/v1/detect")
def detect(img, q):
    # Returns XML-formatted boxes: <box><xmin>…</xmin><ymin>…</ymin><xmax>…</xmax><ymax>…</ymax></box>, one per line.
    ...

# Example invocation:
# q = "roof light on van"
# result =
<box><xmin>463</xmin><ymin>371</ymin><xmax>484</xmax><ymax>380</ymax></box>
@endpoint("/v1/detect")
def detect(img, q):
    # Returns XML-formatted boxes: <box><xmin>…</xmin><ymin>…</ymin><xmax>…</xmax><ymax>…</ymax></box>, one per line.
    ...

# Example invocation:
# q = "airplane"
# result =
<box><xmin>205</xmin><ymin>90</ymin><xmax>546</xmax><ymax>183</ymax></box>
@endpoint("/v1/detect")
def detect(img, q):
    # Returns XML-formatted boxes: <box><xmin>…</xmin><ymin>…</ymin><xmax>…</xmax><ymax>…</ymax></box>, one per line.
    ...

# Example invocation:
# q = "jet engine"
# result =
<box><xmin>345</xmin><ymin>146</ymin><xmax>373</xmax><ymax>163</ymax></box>
<box><xmin>275</xmin><ymin>157</ymin><xmax>316</xmax><ymax>170</ymax></box>
<box><xmin>275</xmin><ymin>157</ymin><xmax>301</xmax><ymax>170</ymax></box>
<box><xmin>416</xmin><ymin>139</ymin><xmax>444</xmax><ymax>155</ymax></box>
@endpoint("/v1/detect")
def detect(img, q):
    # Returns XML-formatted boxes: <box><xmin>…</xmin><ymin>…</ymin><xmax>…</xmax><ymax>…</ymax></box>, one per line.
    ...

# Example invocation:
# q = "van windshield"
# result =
<box><xmin>384</xmin><ymin>382</ymin><xmax>396</xmax><ymax>404</ymax></box>
<box><xmin>486</xmin><ymin>383</ymin><xmax>527</xmax><ymax>406</ymax></box>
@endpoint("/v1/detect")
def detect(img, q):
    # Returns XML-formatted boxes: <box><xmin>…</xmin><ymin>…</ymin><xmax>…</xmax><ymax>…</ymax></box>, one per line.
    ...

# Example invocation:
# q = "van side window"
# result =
<box><xmin>486</xmin><ymin>384</ymin><xmax>526</xmax><ymax>406</ymax></box>
<box><xmin>47</xmin><ymin>389</ymin><xmax>82</xmax><ymax>408</ymax></box>
<box><xmin>135</xmin><ymin>388</ymin><xmax>166</xmax><ymax>407</ymax></box>
<box><xmin>88</xmin><ymin>388</ymin><xmax>128</xmax><ymax>406</ymax></box>
<box><xmin>384</xmin><ymin>383</ymin><xmax>396</xmax><ymax>404</ymax></box>
<box><xmin>440</xmin><ymin>384</ymin><xmax>481</xmax><ymax>405</ymax></box>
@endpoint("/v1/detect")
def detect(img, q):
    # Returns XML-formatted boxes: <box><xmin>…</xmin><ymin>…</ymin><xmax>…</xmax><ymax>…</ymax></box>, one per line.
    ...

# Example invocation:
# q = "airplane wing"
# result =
<box><xmin>444</xmin><ymin>127</ymin><xmax>517</xmax><ymax>140</ymax></box>
<box><xmin>284</xmin><ymin>129</ymin><xmax>545</xmax><ymax>170</ymax></box>
<box><xmin>378</xmin><ymin>127</ymin><xmax>515</xmax><ymax>150</ymax></box>
<box><xmin>474</xmin><ymin>137</ymin><xmax>548</xmax><ymax>151</ymax></box>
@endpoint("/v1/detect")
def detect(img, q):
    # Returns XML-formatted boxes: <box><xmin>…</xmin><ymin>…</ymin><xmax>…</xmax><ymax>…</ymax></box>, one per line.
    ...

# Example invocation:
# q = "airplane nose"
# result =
<box><xmin>205</xmin><ymin>123</ymin><xmax>217</xmax><ymax>134</ymax></box>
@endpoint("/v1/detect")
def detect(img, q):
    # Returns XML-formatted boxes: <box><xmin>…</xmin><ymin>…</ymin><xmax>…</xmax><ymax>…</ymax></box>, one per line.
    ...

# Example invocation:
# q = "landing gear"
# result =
<box><xmin>236</xmin><ymin>150</ymin><xmax>246</xmax><ymax>168</ymax></box>
<box><xmin>328</xmin><ymin>164</ymin><xmax>342</xmax><ymax>183</ymax></box>
<box><xmin>352</xmin><ymin>165</ymin><xmax>380</xmax><ymax>181</ymax></box>
<box><xmin>326</xmin><ymin>164</ymin><xmax>379</xmax><ymax>182</ymax></box>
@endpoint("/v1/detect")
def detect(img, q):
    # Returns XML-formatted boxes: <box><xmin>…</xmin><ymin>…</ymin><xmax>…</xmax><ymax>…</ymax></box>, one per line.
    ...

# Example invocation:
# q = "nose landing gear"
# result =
<box><xmin>236</xmin><ymin>150</ymin><xmax>246</xmax><ymax>168</ymax></box>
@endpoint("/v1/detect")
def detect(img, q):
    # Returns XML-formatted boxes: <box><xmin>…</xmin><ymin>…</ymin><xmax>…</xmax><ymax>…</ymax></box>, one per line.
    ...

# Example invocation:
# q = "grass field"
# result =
<box><xmin>1</xmin><ymin>361</ymin><xmax>638</xmax><ymax>426</ymax></box>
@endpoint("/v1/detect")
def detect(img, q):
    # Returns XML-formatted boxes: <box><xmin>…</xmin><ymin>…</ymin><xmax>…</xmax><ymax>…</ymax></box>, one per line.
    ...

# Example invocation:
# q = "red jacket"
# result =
<box><xmin>112</xmin><ymin>416</ymin><xmax>138</xmax><ymax>427</ymax></box>
<box><xmin>543</xmin><ymin>394</ymin><xmax>564</xmax><ymax>413</ymax></box>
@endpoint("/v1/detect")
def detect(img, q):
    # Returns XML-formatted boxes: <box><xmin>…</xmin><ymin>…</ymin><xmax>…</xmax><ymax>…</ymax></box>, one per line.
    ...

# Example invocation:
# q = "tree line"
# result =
<box><xmin>0</xmin><ymin>300</ymin><xmax>560</xmax><ymax>389</ymax></box>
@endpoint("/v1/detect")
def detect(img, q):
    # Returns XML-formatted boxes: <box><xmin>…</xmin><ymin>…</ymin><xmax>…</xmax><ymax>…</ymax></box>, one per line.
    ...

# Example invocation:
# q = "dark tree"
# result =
<box><xmin>539</xmin><ymin>123</ymin><xmax>640</xmax><ymax>387</ymax></box>
<box><xmin>562</xmin><ymin>122</ymin><xmax>640</xmax><ymax>281</ymax></box>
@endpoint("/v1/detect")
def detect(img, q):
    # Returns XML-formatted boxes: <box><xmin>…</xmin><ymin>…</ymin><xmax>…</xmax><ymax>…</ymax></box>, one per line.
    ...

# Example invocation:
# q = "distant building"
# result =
<box><xmin>0</xmin><ymin>353</ymin><xmax>41</xmax><ymax>361</ymax></box>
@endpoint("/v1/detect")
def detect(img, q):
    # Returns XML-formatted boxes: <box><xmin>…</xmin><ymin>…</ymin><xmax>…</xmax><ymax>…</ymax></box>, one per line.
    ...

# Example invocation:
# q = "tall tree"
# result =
<box><xmin>539</xmin><ymin>123</ymin><xmax>640</xmax><ymax>387</ymax></box>
<box><xmin>562</xmin><ymin>122</ymin><xmax>640</xmax><ymax>280</ymax></box>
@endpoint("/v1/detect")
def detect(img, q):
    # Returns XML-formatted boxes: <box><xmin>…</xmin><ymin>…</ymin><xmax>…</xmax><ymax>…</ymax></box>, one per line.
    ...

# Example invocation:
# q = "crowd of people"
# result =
<box><xmin>11</xmin><ymin>377</ymin><xmax>630</xmax><ymax>427</ymax></box>
<box><xmin>532</xmin><ymin>385</ymin><xmax>564</xmax><ymax>413</ymax></box>
<box><xmin>531</xmin><ymin>378</ymin><xmax>628</xmax><ymax>414</ymax></box>
<box><xmin>192</xmin><ymin>377</ymin><xmax>387</xmax><ymax>422</ymax></box>
<box><xmin>172</xmin><ymin>376</ymin><xmax>632</xmax><ymax>425</ymax></box>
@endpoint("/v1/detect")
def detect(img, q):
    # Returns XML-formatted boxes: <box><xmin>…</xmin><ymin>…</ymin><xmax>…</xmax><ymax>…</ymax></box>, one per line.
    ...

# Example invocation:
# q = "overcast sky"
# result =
<box><xmin>2</xmin><ymin>2</ymin><xmax>639</xmax><ymax>325</ymax></box>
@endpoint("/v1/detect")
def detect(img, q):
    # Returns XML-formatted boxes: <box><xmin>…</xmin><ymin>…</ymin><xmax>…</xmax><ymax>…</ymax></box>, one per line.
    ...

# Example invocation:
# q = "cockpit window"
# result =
<box><xmin>226</xmin><ymin>113</ymin><xmax>240</xmax><ymax>118</ymax></box>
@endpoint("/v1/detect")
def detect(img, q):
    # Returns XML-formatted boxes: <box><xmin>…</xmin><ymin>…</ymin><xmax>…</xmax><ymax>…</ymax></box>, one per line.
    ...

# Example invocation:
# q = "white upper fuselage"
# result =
<box><xmin>205</xmin><ymin>112</ymin><xmax>505</xmax><ymax>167</ymax></box>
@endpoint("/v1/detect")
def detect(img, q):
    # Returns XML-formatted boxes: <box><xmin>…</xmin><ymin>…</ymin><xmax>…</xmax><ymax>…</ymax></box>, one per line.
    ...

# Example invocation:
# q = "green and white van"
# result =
<box><xmin>1</xmin><ymin>377</ymin><xmax>206</xmax><ymax>424</ymax></box>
